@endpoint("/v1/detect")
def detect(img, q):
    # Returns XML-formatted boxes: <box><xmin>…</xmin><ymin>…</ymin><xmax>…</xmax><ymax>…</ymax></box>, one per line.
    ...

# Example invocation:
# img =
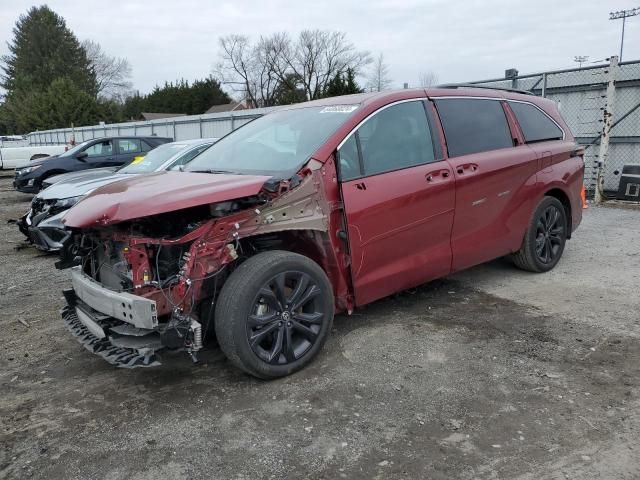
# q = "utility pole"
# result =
<box><xmin>595</xmin><ymin>56</ymin><xmax>619</xmax><ymax>204</ymax></box>
<box><xmin>610</xmin><ymin>8</ymin><xmax>640</xmax><ymax>62</ymax></box>
<box><xmin>574</xmin><ymin>56</ymin><xmax>589</xmax><ymax>69</ymax></box>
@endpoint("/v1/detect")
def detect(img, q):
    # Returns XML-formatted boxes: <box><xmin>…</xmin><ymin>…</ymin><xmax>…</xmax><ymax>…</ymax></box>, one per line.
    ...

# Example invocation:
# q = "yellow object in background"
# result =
<box><xmin>130</xmin><ymin>155</ymin><xmax>146</xmax><ymax>165</ymax></box>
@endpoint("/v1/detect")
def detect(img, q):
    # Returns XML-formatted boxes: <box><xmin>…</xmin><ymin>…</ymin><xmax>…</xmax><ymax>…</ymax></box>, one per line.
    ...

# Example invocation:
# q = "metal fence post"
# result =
<box><xmin>541</xmin><ymin>73</ymin><xmax>547</xmax><ymax>98</ymax></box>
<box><xmin>595</xmin><ymin>56</ymin><xmax>619</xmax><ymax>204</ymax></box>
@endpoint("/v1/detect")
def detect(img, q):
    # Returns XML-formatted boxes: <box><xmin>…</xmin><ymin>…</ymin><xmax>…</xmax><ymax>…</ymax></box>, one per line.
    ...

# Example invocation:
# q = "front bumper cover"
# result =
<box><xmin>62</xmin><ymin>301</ymin><xmax>161</xmax><ymax>368</ymax></box>
<box><xmin>18</xmin><ymin>209</ymin><xmax>70</xmax><ymax>252</ymax></box>
<box><xmin>13</xmin><ymin>175</ymin><xmax>39</xmax><ymax>194</ymax></box>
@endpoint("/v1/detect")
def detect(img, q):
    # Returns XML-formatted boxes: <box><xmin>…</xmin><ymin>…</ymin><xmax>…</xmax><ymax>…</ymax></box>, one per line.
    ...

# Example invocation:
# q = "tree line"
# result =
<box><xmin>0</xmin><ymin>5</ymin><xmax>438</xmax><ymax>135</ymax></box>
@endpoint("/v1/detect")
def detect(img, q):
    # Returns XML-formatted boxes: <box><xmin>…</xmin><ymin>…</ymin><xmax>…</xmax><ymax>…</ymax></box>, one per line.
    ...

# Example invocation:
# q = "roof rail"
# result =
<box><xmin>435</xmin><ymin>83</ymin><xmax>536</xmax><ymax>96</ymax></box>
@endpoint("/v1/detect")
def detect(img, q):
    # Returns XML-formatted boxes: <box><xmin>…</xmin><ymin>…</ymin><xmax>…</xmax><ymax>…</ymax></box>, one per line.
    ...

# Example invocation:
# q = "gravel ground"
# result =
<box><xmin>1</xmin><ymin>174</ymin><xmax>639</xmax><ymax>480</ymax></box>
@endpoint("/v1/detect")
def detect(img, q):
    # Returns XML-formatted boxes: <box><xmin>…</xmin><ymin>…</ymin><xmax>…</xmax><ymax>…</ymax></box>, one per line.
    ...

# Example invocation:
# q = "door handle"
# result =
<box><xmin>426</xmin><ymin>169</ymin><xmax>451</xmax><ymax>182</ymax></box>
<box><xmin>456</xmin><ymin>163</ymin><xmax>478</xmax><ymax>175</ymax></box>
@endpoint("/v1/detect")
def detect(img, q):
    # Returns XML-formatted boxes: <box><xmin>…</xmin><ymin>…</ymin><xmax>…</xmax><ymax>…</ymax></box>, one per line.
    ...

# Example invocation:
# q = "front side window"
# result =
<box><xmin>84</xmin><ymin>140</ymin><xmax>113</xmax><ymax>157</ymax></box>
<box><xmin>508</xmin><ymin>101</ymin><xmax>564</xmax><ymax>143</ymax></box>
<box><xmin>337</xmin><ymin>100</ymin><xmax>436</xmax><ymax>180</ymax></box>
<box><xmin>186</xmin><ymin>105</ymin><xmax>359</xmax><ymax>177</ymax></box>
<box><xmin>118</xmin><ymin>138</ymin><xmax>141</xmax><ymax>154</ymax></box>
<box><xmin>435</xmin><ymin>98</ymin><xmax>513</xmax><ymax>157</ymax></box>
<box><xmin>60</xmin><ymin>140</ymin><xmax>92</xmax><ymax>157</ymax></box>
<box><xmin>337</xmin><ymin>134</ymin><xmax>360</xmax><ymax>181</ymax></box>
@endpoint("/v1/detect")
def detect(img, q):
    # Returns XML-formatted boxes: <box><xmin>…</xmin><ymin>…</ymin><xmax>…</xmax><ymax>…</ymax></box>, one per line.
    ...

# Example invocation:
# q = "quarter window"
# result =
<box><xmin>509</xmin><ymin>101</ymin><xmax>563</xmax><ymax>143</ymax></box>
<box><xmin>435</xmin><ymin>98</ymin><xmax>513</xmax><ymax>157</ymax></box>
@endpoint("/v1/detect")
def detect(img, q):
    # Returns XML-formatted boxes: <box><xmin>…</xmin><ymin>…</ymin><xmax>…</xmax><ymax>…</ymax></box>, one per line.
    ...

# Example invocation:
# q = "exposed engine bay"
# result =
<box><xmin>56</xmin><ymin>170</ymin><xmax>351</xmax><ymax>368</ymax></box>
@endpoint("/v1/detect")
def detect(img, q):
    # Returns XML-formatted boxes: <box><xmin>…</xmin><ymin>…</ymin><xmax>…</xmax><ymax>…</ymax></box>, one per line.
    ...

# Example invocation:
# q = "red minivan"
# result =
<box><xmin>57</xmin><ymin>86</ymin><xmax>584</xmax><ymax>377</ymax></box>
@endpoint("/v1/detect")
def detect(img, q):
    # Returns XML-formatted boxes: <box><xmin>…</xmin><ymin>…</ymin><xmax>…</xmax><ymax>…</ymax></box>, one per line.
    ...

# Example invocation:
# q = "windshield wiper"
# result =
<box><xmin>189</xmin><ymin>169</ymin><xmax>239</xmax><ymax>175</ymax></box>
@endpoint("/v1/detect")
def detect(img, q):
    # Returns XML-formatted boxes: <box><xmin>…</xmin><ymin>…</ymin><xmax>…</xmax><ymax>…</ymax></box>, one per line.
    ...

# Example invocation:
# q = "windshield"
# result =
<box><xmin>186</xmin><ymin>105</ymin><xmax>359</xmax><ymax>176</ymax></box>
<box><xmin>118</xmin><ymin>143</ymin><xmax>191</xmax><ymax>174</ymax></box>
<box><xmin>58</xmin><ymin>140</ymin><xmax>93</xmax><ymax>157</ymax></box>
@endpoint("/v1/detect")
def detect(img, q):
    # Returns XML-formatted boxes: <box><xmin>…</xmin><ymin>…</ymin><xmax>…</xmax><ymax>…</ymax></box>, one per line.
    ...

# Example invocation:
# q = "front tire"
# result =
<box><xmin>511</xmin><ymin>196</ymin><xmax>568</xmax><ymax>273</ymax></box>
<box><xmin>214</xmin><ymin>251</ymin><xmax>334</xmax><ymax>379</ymax></box>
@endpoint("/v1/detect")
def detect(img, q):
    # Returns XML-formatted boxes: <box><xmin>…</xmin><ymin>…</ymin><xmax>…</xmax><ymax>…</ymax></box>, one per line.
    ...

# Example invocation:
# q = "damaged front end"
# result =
<box><xmin>56</xmin><ymin>170</ymin><xmax>349</xmax><ymax>368</ymax></box>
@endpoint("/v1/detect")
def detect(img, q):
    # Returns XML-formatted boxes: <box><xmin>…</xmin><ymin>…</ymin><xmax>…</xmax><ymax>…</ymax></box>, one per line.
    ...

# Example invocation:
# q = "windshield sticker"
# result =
<box><xmin>130</xmin><ymin>156</ymin><xmax>145</xmax><ymax>164</ymax></box>
<box><xmin>319</xmin><ymin>105</ymin><xmax>358</xmax><ymax>114</ymax></box>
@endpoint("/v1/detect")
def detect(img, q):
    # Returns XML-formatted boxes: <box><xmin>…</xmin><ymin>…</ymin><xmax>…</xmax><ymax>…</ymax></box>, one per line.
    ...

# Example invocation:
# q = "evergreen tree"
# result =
<box><xmin>1</xmin><ymin>5</ymin><xmax>97</xmax><ymax>96</ymax></box>
<box><xmin>122</xmin><ymin>77</ymin><xmax>230</xmax><ymax>119</ymax></box>
<box><xmin>322</xmin><ymin>68</ymin><xmax>363</xmax><ymax>98</ymax></box>
<box><xmin>273</xmin><ymin>73</ymin><xmax>307</xmax><ymax>106</ymax></box>
<box><xmin>7</xmin><ymin>78</ymin><xmax>104</xmax><ymax>132</ymax></box>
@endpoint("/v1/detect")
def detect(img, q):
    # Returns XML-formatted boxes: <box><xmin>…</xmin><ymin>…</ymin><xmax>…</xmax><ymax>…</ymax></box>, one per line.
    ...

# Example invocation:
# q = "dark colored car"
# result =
<box><xmin>13</xmin><ymin>136</ymin><xmax>172</xmax><ymax>193</ymax></box>
<box><xmin>17</xmin><ymin>138</ymin><xmax>217</xmax><ymax>252</ymax></box>
<box><xmin>56</xmin><ymin>87</ymin><xmax>584</xmax><ymax>378</ymax></box>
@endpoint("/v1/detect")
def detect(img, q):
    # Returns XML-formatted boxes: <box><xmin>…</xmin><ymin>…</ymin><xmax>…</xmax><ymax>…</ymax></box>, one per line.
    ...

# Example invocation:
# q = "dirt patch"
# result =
<box><xmin>0</xmin><ymin>177</ymin><xmax>639</xmax><ymax>479</ymax></box>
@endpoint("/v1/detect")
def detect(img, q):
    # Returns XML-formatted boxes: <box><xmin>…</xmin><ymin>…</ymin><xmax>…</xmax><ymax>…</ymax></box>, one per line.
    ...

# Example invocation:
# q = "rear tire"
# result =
<box><xmin>214</xmin><ymin>251</ymin><xmax>334</xmax><ymax>379</ymax></box>
<box><xmin>511</xmin><ymin>196</ymin><xmax>568</xmax><ymax>273</ymax></box>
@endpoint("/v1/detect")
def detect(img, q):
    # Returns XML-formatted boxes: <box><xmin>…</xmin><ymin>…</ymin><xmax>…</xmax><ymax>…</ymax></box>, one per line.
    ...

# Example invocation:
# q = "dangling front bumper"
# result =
<box><xmin>62</xmin><ymin>289</ymin><xmax>162</xmax><ymax>368</ymax></box>
<box><xmin>61</xmin><ymin>268</ymin><xmax>164</xmax><ymax>368</ymax></box>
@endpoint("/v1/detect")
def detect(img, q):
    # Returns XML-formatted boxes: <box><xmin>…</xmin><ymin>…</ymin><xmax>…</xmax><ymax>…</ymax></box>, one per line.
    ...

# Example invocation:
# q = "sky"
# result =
<box><xmin>1</xmin><ymin>0</ymin><xmax>639</xmax><ymax>96</ymax></box>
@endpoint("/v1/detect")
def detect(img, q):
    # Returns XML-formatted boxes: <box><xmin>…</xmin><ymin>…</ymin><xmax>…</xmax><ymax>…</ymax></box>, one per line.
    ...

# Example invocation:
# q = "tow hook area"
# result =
<box><xmin>160</xmin><ymin>310</ymin><xmax>203</xmax><ymax>364</ymax></box>
<box><xmin>62</xmin><ymin>288</ymin><xmax>204</xmax><ymax>368</ymax></box>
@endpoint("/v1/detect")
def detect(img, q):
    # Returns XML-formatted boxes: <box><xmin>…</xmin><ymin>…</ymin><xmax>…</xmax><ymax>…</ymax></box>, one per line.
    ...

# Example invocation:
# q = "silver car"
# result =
<box><xmin>18</xmin><ymin>138</ymin><xmax>217</xmax><ymax>251</ymax></box>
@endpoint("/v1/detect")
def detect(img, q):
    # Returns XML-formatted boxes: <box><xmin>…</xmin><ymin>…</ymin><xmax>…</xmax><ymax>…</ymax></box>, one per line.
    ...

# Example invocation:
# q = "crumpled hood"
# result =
<box><xmin>63</xmin><ymin>171</ymin><xmax>271</xmax><ymax>228</ymax></box>
<box><xmin>42</xmin><ymin>167</ymin><xmax>118</xmax><ymax>188</ymax></box>
<box><xmin>39</xmin><ymin>172</ymin><xmax>129</xmax><ymax>200</ymax></box>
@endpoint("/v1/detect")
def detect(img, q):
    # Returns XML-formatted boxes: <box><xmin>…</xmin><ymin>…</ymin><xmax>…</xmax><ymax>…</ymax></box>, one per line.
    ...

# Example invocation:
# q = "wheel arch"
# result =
<box><xmin>543</xmin><ymin>187</ymin><xmax>572</xmax><ymax>238</ymax></box>
<box><xmin>239</xmin><ymin>228</ymin><xmax>351</xmax><ymax>311</ymax></box>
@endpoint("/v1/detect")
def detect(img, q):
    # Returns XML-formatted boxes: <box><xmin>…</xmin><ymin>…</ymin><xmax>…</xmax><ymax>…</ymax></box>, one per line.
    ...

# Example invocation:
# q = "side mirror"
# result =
<box><xmin>76</xmin><ymin>151</ymin><xmax>88</xmax><ymax>162</ymax></box>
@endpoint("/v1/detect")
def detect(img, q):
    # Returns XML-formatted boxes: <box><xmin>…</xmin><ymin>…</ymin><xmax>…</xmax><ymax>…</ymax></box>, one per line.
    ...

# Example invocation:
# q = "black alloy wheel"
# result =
<box><xmin>247</xmin><ymin>271</ymin><xmax>324</xmax><ymax>365</ymax></box>
<box><xmin>215</xmin><ymin>251</ymin><xmax>334</xmax><ymax>379</ymax></box>
<box><xmin>535</xmin><ymin>204</ymin><xmax>565</xmax><ymax>265</ymax></box>
<box><xmin>511</xmin><ymin>196</ymin><xmax>568</xmax><ymax>273</ymax></box>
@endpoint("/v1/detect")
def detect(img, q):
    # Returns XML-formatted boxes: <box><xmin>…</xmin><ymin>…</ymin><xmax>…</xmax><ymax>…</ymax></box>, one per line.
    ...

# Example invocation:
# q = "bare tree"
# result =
<box><xmin>82</xmin><ymin>40</ymin><xmax>132</xmax><ymax>100</ymax></box>
<box><xmin>418</xmin><ymin>71</ymin><xmax>439</xmax><ymax>88</ymax></box>
<box><xmin>216</xmin><ymin>30</ymin><xmax>371</xmax><ymax>105</ymax></box>
<box><xmin>283</xmin><ymin>30</ymin><xmax>371</xmax><ymax>100</ymax></box>
<box><xmin>367</xmin><ymin>53</ymin><xmax>392</xmax><ymax>92</ymax></box>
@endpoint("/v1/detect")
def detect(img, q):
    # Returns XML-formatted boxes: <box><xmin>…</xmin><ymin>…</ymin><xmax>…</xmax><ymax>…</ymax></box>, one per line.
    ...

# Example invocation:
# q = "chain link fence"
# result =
<box><xmin>26</xmin><ymin>58</ymin><xmax>640</xmax><ymax>201</ymax></box>
<box><xmin>469</xmin><ymin>58</ymin><xmax>640</xmax><ymax>200</ymax></box>
<box><xmin>27</xmin><ymin>108</ymin><xmax>274</xmax><ymax>147</ymax></box>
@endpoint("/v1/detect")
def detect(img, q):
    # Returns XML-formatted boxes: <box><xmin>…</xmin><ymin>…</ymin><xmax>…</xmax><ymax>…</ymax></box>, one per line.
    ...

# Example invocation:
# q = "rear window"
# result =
<box><xmin>509</xmin><ymin>101</ymin><xmax>564</xmax><ymax>143</ymax></box>
<box><xmin>435</xmin><ymin>98</ymin><xmax>513</xmax><ymax>157</ymax></box>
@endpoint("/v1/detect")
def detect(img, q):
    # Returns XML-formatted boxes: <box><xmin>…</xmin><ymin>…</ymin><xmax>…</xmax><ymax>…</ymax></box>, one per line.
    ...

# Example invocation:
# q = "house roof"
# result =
<box><xmin>205</xmin><ymin>101</ymin><xmax>245</xmax><ymax>114</ymax></box>
<box><xmin>141</xmin><ymin>112</ymin><xmax>187</xmax><ymax>121</ymax></box>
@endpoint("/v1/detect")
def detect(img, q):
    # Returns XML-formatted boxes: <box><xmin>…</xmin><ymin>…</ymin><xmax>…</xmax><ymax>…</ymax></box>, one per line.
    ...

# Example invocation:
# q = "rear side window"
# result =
<box><xmin>435</xmin><ymin>98</ymin><xmax>513</xmax><ymax>157</ymax></box>
<box><xmin>509</xmin><ymin>101</ymin><xmax>564</xmax><ymax>143</ymax></box>
<box><xmin>118</xmin><ymin>138</ymin><xmax>141</xmax><ymax>154</ymax></box>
